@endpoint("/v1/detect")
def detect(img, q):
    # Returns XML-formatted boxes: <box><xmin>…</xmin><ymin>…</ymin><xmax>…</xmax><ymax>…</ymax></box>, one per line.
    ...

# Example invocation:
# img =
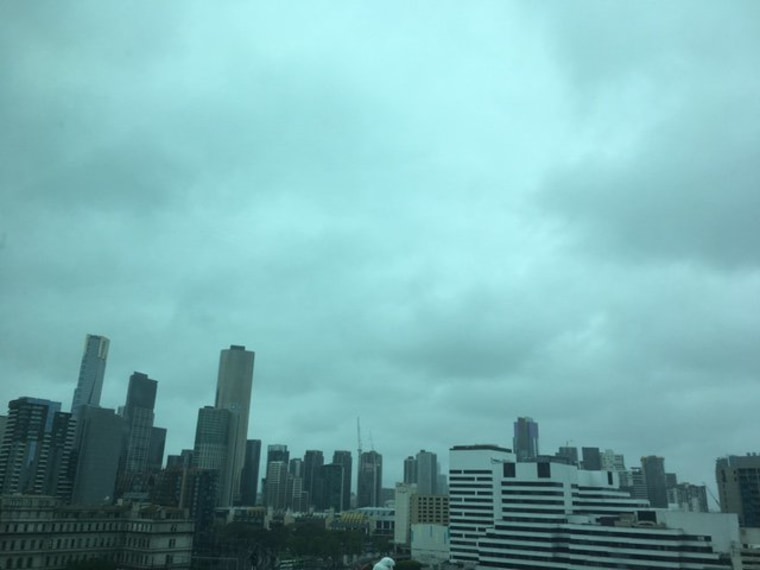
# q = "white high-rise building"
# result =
<box><xmin>449</xmin><ymin>444</ymin><xmax>740</xmax><ymax>569</ymax></box>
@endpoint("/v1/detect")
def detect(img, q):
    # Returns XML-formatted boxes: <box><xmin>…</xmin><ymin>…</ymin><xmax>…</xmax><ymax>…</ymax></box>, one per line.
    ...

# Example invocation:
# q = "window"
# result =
<box><xmin>537</xmin><ymin>462</ymin><xmax>551</xmax><ymax>478</ymax></box>
<box><xmin>503</xmin><ymin>463</ymin><xmax>516</xmax><ymax>478</ymax></box>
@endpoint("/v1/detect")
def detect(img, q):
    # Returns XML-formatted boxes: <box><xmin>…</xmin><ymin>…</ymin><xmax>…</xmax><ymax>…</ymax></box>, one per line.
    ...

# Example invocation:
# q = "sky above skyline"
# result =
<box><xmin>1</xmin><ymin>1</ymin><xmax>759</xmax><ymax>497</ymax></box>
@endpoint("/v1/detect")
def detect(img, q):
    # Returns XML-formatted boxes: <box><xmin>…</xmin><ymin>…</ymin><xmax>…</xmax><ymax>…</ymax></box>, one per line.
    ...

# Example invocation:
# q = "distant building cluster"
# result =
<box><xmin>2</xmin><ymin>335</ymin><xmax>760</xmax><ymax>569</ymax></box>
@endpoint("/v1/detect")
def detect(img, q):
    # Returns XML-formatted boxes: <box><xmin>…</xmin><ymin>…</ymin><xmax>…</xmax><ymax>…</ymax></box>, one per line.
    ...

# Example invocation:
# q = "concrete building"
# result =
<box><xmin>513</xmin><ymin>417</ymin><xmax>539</xmax><ymax>462</ymax></box>
<box><xmin>357</xmin><ymin>451</ymin><xmax>382</xmax><ymax>508</ymax></box>
<box><xmin>411</xmin><ymin>494</ymin><xmax>449</xmax><ymax>526</ymax></box>
<box><xmin>0</xmin><ymin>398</ymin><xmax>75</xmax><ymax>501</ymax></box>
<box><xmin>214</xmin><ymin>345</ymin><xmax>255</xmax><ymax>506</ymax></box>
<box><xmin>0</xmin><ymin>494</ymin><xmax>194</xmax><ymax>569</ymax></box>
<box><xmin>70</xmin><ymin>334</ymin><xmax>109</xmax><ymax>420</ymax></box>
<box><xmin>670</xmin><ymin>482</ymin><xmax>710</xmax><ymax>513</ymax></box>
<box><xmin>717</xmin><ymin>454</ymin><xmax>760</xmax><ymax>527</ymax></box>
<box><xmin>393</xmin><ymin>483</ymin><xmax>416</xmax><ymax>546</ymax></box>
<box><xmin>411</xmin><ymin>524</ymin><xmax>449</xmax><ymax>567</ymax></box>
<box><xmin>332</xmin><ymin>450</ymin><xmax>352</xmax><ymax>512</ymax></box>
<box><xmin>449</xmin><ymin>444</ymin><xmax>739</xmax><ymax>569</ymax></box>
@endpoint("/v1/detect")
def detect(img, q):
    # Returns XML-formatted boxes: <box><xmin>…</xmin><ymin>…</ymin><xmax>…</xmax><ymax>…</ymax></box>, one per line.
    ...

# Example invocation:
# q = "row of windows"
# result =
<box><xmin>0</xmin><ymin>521</ymin><xmax>123</xmax><ymax>534</ymax></box>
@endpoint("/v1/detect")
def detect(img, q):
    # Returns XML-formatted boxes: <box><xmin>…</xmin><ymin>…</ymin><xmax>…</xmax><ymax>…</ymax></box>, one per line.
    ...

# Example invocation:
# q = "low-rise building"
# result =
<box><xmin>0</xmin><ymin>494</ymin><xmax>194</xmax><ymax>569</ymax></box>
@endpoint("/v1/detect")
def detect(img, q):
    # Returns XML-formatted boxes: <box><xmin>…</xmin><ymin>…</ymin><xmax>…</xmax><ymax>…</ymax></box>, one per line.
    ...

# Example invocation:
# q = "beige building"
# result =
<box><xmin>410</xmin><ymin>494</ymin><xmax>449</xmax><ymax>525</ymax></box>
<box><xmin>0</xmin><ymin>495</ymin><xmax>194</xmax><ymax>569</ymax></box>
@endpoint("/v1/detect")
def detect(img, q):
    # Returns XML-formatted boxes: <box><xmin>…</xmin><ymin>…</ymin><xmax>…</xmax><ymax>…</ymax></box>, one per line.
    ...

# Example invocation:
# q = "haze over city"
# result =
<box><xmin>2</xmin><ymin>1</ymin><xmax>759</xmax><ymax>492</ymax></box>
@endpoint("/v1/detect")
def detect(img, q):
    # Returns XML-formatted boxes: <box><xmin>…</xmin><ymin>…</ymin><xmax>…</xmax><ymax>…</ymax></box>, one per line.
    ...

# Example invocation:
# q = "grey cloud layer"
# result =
<box><xmin>1</xmin><ymin>1</ymin><xmax>758</xmax><ymax>487</ymax></box>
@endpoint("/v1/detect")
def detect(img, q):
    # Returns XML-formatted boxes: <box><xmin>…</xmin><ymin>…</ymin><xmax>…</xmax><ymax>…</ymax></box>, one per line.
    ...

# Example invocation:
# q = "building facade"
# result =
<box><xmin>717</xmin><ymin>454</ymin><xmax>760</xmax><ymax>527</ymax></box>
<box><xmin>513</xmin><ymin>417</ymin><xmax>539</xmax><ymax>462</ymax></box>
<box><xmin>240</xmin><ymin>439</ymin><xmax>261</xmax><ymax>506</ymax></box>
<box><xmin>332</xmin><ymin>450</ymin><xmax>352</xmax><ymax>512</ymax></box>
<box><xmin>214</xmin><ymin>345</ymin><xmax>255</xmax><ymax>507</ymax></box>
<box><xmin>449</xmin><ymin>445</ymin><xmax>739</xmax><ymax>570</ymax></box>
<box><xmin>70</xmin><ymin>334</ymin><xmax>109</xmax><ymax>420</ymax></box>
<box><xmin>0</xmin><ymin>494</ymin><xmax>194</xmax><ymax>569</ymax></box>
<box><xmin>357</xmin><ymin>451</ymin><xmax>382</xmax><ymax>508</ymax></box>
<box><xmin>0</xmin><ymin>398</ymin><xmax>75</xmax><ymax>501</ymax></box>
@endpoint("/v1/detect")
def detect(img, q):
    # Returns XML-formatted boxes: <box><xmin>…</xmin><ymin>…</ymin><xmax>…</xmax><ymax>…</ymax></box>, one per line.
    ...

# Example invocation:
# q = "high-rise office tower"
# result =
<box><xmin>316</xmin><ymin>463</ymin><xmax>344</xmax><ymax>511</ymax></box>
<box><xmin>71</xmin><ymin>334</ymin><xmax>109</xmax><ymax>419</ymax></box>
<box><xmin>716</xmin><ymin>454</ymin><xmax>760</xmax><ymax>527</ymax></box>
<box><xmin>192</xmin><ymin>406</ymin><xmax>234</xmax><ymax>506</ymax></box>
<box><xmin>404</xmin><ymin>456</ymin><xmax>417</xmax><ymax>485</ymax></box>
<box><xmin>513</xmin><ymin>417</ymin><xmax>539</xmax><ymax>462</ymax></box>
<box><xmin>240</xmin><ymin>439</ymin><xmax>261</xmax><ymax>506</ymax></box>
<box><xmin>332</xmin><ymin>450</ymin><xmax>352</xmax><ymax>512</ymax></box>
<box><xmin>214</xmin><ymin>345</ymin><xmax>255</xmax><ymax>506</ymax></box>
<box><xmin>416</xmin><ymin>450</ymin><xmax>438</xmax><ymax>495</ymax></box>
<box><xmin>262</xmin><ymin>444</ymin><xmax>289</xmax><ymax>508</ymax></box>
<box><xmin>264</xmin><ymin>461</ymin><xmax>289</xmax><ymax>510</ymax></box>
<box><xmin>641</xmin><ymin>455</ymin><xmax>668</xmax><ymax>508</ymax></box>
<box><xmin>357</xmin><ymin>450</ymin><xmax>382</xmax><ymax>507</ymax></box>
<box><xmin>122</xmin><ymin>372</ymin><xmax>158</xmax><ymax>473</ymax></box>
<box><xmin>303</xmin><ymin>450</ymin><xmax>324</xmax><ymax>508</ymax></box>
<box><xmin>148</xmin><ymin>426</ymin><xmax>167</xmax><ymax>471</ymax></box>
<box><xmin>71</xmin><ymin>406</ymin><xmax>124</xmax><ymax>505</ymax></box>
<box><xmin>0</xmin><ymin>398</ymin><xmax>75</xmax><ymax>500</ymax></box>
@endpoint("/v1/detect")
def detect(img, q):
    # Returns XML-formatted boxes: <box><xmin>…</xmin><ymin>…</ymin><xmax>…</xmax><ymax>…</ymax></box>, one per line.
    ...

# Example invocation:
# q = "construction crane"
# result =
<box><xmin>703</xmin><ymin>482</ymin><xmax>721</xmax><ymax>511</ymax></box>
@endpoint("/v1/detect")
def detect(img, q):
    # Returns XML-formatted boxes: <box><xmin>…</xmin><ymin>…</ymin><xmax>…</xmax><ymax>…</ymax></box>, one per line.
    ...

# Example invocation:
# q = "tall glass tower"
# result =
<box><xmin>71</xmin><ymin>334</ymin><xmax>109</xmax><ymax>419</ymax></box>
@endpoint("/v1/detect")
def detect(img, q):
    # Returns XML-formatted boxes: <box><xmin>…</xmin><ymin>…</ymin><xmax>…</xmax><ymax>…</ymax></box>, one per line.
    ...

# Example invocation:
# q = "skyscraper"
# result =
<box><xmin>716</xmin><ymin>454</ymin><xmax>760</xmax><ymax>527</ymax></box>
<box><xmin>357</xmin><ymin>450</ymin><xmax>382</xmax><ymax>507</ymax></box>
<box><xmin>122</xmin><ymin>372</ymin><xmax>158</xmax><ymax>473</ymax></box>
<box><xmin>240</xmin><ymin>439</ymin><xmax>261</xmax><ymax>506</ymax></box>
<box><xmin>192</xmin><ymin>406</ymin><xmax>234</xmax><ymax>506</ymax></box>
<box><xmin>0</xmin><ymin>398</ymin><xmax>75</xmax><ymax>500</ymax></box>
<box><xmin>71</xmin><ymin>334</ymin><xmax>109</xmax><ymax>419</ymax></box>
<box><xmin>214</xmin><ymin>345</ymin><xmax>255</xmax><ymax>505</ymax></box>
<box><xmin>513</xmin><ymin>416</ymin><xmax>539</xmax><ymax>462</ymax></box>
<box><xmin>641</xmin><ymin>455</ymin><xmax>669</xmax><ymax>508</ymax></box>
<box><xmin>416</xmin><ymin>450</ymin><xmax>438</xmax><ymax>495</ymax></box>
<box><xmin>71</xmin><ymin>406</ymin><xmax>124</xmax><ymax>505</ymax></box>
<box><xmin>316</xmin><ymin>463</ymin><xmax>344</xmax><ymax>511</ymax></box>
<box><xmin>403</xmin><ymin>456</ymin><xmax>417</xmax><ymax>485</ymax></box>
<box><xmin>303</xmin><ymin>450</ymin><xmax>324</xmax><ymax>508</ymax></box>
<box><xmin>332</xmin><ymin>450</ymin><xmax>352</xmax><ymax>512</ymax></box>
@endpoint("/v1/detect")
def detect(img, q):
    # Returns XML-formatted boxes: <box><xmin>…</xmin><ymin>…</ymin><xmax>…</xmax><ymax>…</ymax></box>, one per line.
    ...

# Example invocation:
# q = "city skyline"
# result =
<box><xmin>2</xmin><ymin>1</ymin><xmax>759</xmax><ymax>499</ymax></box>
<box><xmin>0</xmin><ymin>333</ymin><xmax>746</xmax><ymax>493</ymax></box>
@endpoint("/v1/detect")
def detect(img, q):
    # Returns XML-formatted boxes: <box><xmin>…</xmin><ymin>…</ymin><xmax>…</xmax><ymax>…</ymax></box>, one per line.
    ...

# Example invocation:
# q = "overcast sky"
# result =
<box><xmin>1</xmin><ymin>1</ymin><xmax>759</xmax><ymax>498</ymax></box>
